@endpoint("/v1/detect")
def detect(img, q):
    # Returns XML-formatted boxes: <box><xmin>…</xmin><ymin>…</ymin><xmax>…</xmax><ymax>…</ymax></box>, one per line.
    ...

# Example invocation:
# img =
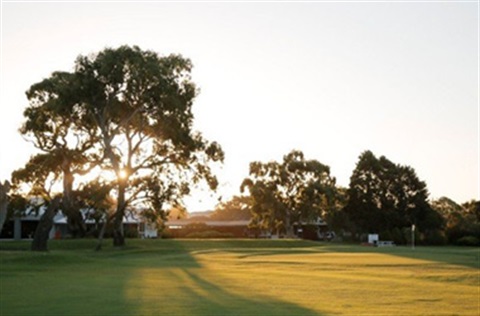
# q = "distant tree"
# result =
<box><xmin>431</xmin><ymin>197</ymin><xmax>480</xmax><ymax>244</ymax></box>
<box><xmin>167</xmin><ymin>204</ymin><xmax>188</xmax><ymax>220</ymax></box>
<box><xmin>324</xmin><ymin>186</ymin><xmax>350</xmax><ymax>234</ymax></box>
<box><xmin>344</xmin><ymin>151</ymin><xmax>441</xmax><ymax>240</ymax></box>
<box><xmin>241</xmin><ymin>150</ymin><xmax>337</xmax><ymax>237</ymax></box>
<box><xmin>342</xmin><ymin>151</ymin><xmax>384</xmax><ymax>235</ymax></box>
<box><xmin>462</xmin><ymin>200</ymin><xmax>480</xmax><ymax>223</ymax></box>
<box><xmin>430</xmin><ymin>197</ymin><xmax>464</xmax><ymax>217</ymax></box>
<box><xmin>26</xmin><ymin>45</ymin><xmax>224</xmax><ymax>247</ymax></box>
<box><xmin>210</xmin><ymin>195</ymin><xmax>252</xmax><ymax>221</ymax></box>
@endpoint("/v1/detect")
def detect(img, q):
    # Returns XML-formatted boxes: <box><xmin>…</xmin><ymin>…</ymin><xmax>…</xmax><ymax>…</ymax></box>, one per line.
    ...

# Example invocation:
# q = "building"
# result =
<box><xmin>0</xmin><ymin>207</ymin><xmax>158</xmax><ymax>240</ymax></box>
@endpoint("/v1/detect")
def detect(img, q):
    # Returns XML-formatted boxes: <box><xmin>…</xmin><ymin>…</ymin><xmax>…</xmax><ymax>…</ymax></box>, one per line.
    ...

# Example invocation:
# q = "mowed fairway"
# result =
<box><xmin>0</xmin><ymin>240</ymin><xmax>478</xmax><ymax>316</ymax></box>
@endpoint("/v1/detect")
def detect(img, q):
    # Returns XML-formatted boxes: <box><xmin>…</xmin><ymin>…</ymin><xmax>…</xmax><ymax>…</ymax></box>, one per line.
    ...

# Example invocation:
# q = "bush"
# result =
<box><xmin>446</xmin><ymin>221</ymin><xmax>480</xmax><ymax>245</ymax></box>
<box><xmin>456</xmin><ymin>236</ymin><xmax>480</xmax><ymax>246</ymax></box>
<box><xmin>391</xmin><ymin>228</ymin><xmax>406</xmax><ymax>245</ymax></box>
<box><xmin>380</xmin><ymin>230</ymin><xmax>392</xmax><ymax>241</ymax></box>
<box><xmin>160</xmin><ymin>230</ymin><xmax>174</xmax><ymax>239</ymax></box>
<box><xmin>185</xmin><ymin>230</ymin><xmax>234</xmax><ymax>239</ymax></box>
<box><xmin>423</xmin><ymin>230</ymin><xmax>447</xmax><ymax>246</ymax></box>
<box><xmin>124</xmin><ymin>227</ymin><xmax>139</xmax><ymax>238</ymax></box>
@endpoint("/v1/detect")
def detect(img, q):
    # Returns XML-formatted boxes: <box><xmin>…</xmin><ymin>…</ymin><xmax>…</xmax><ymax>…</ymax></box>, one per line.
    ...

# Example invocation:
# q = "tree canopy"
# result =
<box><xmin>210</xmin><ymin>195</ymin><xmax>252</xmax><ymax>221</ymax></box>
<box><xmin>343</xmin><ymin>151</ymin><xmax>442</xmax><ymax>240</ymax></box>
<box><xmin>17</xmin><ymin>45</ymin><xmax>224</xmax><ymax>248</ymax></box>
<box><xmin>431</xmin><ymin>197</ymin><xmax>480</xmax><ymax>245</ymax></box>
<box><xmin>241</xmin><ymin>150</ymin><xmax>337</xmax><ymax>237</ymax></box>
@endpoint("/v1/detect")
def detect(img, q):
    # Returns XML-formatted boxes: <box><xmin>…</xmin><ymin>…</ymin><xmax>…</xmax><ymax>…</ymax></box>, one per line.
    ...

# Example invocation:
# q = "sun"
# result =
<box><xmin>118</xmin><ymin>169</ymin><xmax>128</xmax><ymax>179</ymax></box>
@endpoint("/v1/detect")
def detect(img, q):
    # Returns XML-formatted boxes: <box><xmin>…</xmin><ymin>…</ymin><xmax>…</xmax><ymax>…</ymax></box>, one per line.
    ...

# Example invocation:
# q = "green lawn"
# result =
<box><xmin>0</xmin><ymin>239</ymin><xmax>478</xmax><ymax>316</ymax></box>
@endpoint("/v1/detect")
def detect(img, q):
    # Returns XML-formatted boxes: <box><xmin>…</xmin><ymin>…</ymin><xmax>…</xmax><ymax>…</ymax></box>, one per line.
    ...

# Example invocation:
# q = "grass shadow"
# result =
<box><xmin>122</xmin><ymin>239</ymin><xmax>322</xmax><ymax>315</ymax></box>
<box><xmin>0</xmin><ymin>239</ymin><xmax>323</xmax><ymax>315</ymax></box>
<box><xmin>125</xmin><ymin>266</ymin><xmax>322</xmax><ymax>316</ymax></box>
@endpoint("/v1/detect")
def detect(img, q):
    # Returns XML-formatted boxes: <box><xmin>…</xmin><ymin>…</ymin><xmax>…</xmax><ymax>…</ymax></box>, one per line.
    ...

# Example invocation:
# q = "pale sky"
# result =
<box><xmin>1</xmin><ymin>1</ymin><xmax>478</xmax><ymax>211</ymax></box>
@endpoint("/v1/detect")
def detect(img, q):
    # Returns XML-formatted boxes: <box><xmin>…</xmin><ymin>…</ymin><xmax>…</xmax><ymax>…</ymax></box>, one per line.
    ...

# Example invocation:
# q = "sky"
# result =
<box><xmin>0</xmin><ymin>1</ymin><xmax>478</xmax><ymax>211</ymax></box>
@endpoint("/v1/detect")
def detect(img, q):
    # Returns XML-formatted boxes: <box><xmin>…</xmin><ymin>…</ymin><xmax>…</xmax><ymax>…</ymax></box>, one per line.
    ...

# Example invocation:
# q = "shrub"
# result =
<box><xmin>423</xmin><ymin>230</ymin><xmax>447</xmax><ymax>246</ymax></box>
<box><xmin>380</xmin><ymin>230</ymin><xmax>392</xmax><ymax>241</ymax></box>
<box><xmin>456</xmin><ymin>236</ymin><xmax>480</xmax><ymax>246</ymax></box>
<box><xmin>391</xmin><ymin>228</ymin><xmax>406</xmax><ymax>245</ymax></box>
<box><xmin>124</xmin><ymin>227</ymin><xmax>139</xmax><ymax>238</ymax></box>
<box><xmin>160</xmin><ymin>230</ymin><xmax>174</xmax><ymax>239</ymax></box>
<box><xmin>185</xmin><ymin>230</ymin><xmax>234</xmax><ymax>239</ymax></box>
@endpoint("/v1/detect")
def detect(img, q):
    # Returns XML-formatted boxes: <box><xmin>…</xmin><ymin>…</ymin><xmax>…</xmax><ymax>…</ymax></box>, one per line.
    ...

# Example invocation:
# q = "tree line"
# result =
<box><xmin>214</xmin><ymin>149</ymin><xmax>478</xmax><ymax>246</ymax></box>
<box><xmin>0</xmin><ymin>45</ymin><xmax>477</xmax><ymax>250</ymax></box>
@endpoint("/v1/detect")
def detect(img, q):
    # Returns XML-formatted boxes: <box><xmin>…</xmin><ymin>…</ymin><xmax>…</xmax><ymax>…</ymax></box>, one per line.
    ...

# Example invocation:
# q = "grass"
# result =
<box><xmin>0</xmin><ymin>239</ymin><xmax>479</xmax><ymax>316</ymax></box>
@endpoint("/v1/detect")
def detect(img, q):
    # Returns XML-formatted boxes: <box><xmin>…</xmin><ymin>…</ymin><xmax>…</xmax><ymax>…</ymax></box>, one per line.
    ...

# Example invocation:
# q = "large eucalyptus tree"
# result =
<box><xmin>22</xmin><ymin>45</ymin><xmax>223</xmax><ymax>247</ymax></box>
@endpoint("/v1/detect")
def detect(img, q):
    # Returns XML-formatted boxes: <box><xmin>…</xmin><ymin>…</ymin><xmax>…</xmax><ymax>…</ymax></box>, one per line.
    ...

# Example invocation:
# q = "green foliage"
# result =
<box><xmin>343</xmin><ymin>151</ymin><xmax>441</xmax><ymax>240</ymax></box>
<box><xmin>74</xmin><ymin>46</ymin><xmax>223</xmax><ymax>245</ymax></box>
<box><xmin>380</xmin><ymin>230</ymin><xmax>393</xmax><ymax>241</ymax></box>
<box><xmin>167</xmin><ymin>204</ymin><xmax>188</xmax><ymax>220</ymax></box>
<box><xmin>431</xmin><ymin>197</ymin><xmax>480</xmax><ymax>245</ymax></box>
<box><xmin>390</xmin><ymin>227</ymin><xmax>406</xmax><ymax>245</ymax></box>
<box><xmin>20</xmin><ymin>45</ymin><xmax>224</xmax><ymax>246</ymax></box>
<box><xmin>124</xmin><ymin>226</ymin><xmax>139</xmax><ymax>238</ymax></box>
<box><xmin>210</xmin><ymin>195</ymin><xmax>252</xmax><ymax>221</ymax></box>
<box><xmin>423</xmin><ymin>229</ymin><xmax>447</xmax><ymax>246</ymax></box>
<box><xmin>324</xmin><ymin>186</ymin><xmax>348</xmax><ymax>233</ymax></box>
<box><xmin>462</xmin><ymin>200</ymin><xmax>480</xmax><ymax>222</ymax></box>
<box><xmin>455</xmin><ymin>236</ymin><xmax>480</xmax><ymax>246</ymax></box>
<box><xmin>241</xmin><ymin>150</ymin><xmax>337</xmax><ymax>236</ymax></box>
<box><xmin>185</xmin><ymin>230</ymin><xmax>234</xmax><ymax>238</ymax></box>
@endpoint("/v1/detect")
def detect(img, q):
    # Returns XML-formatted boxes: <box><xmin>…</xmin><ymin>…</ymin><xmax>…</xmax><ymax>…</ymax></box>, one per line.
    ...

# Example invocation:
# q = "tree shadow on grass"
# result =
<box><xmin>186</xmin><ymin>269</ymin><xmax>321</xmax><ymax>316</ymax></box>
<box><xmin>125</xmin><ymin>268</ymin><xmax>322</xmax><ymax>316</ymax></box>
<box><xmin>124</xmin><ymin>240</ymin><xmax>323</xmax><ymax>316</ymax></box>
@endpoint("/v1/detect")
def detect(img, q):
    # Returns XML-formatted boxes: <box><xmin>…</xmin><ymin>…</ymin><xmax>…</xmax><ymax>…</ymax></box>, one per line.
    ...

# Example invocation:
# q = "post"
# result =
<box><xmin>411</xmin><ymin>224</ymin><xmax>415</xmax><ymax>250</ymax></box>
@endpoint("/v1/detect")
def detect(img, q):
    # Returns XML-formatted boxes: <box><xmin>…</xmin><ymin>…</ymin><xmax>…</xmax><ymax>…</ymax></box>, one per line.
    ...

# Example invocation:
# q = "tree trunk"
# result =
<box><xmin>31</xmin><ymin>197</ymin><xmax>60</xmax><ymax>251</ymax></box>
<box><xmin>0</xmin><ymin>181</ymin><xmax>10</xmax><ymax>235</ymax></box>
<box><xmin>285</xmin><ymin>216</ymin><xmax>295</xmax><ymax>238</ymax></box>
<box><xmin>112</xmin><ymin>181</ymin><xmax>127</xmax><ymax>247</ymax></box>
<box><xmin>95</xmin><ymin>217</ymin><xmax>109</xmax><ymax>251</ymax></box>
<box><xmin>113</xmin><ymin>224</ymin><xmax>125</xmax><ymax>247</ymax></box>
<box><xmin>113</xmin><ymin>208</ymin><xmax>125</xmax><ymax>247</ymax></box>
<box><xmin>66</xmin><ymin>209</ymin><xmax>86</xmax><ymax>238</ymax></box>
<box><xmin>100</xmin><ymin>127</ymin><xmax>127</xmax><ymax>248</ymax></box>
<box><xmin>62</xmin><ymin>164</ymin><xmax>86</xmax><ymax>238</ymax></box>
